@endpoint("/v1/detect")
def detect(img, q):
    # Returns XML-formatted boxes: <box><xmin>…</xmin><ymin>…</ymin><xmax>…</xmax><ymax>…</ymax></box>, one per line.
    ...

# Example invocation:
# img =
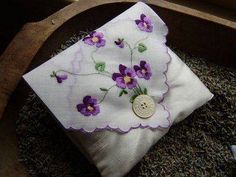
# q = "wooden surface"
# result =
<box><xmin>0</xmin><ymin>0</ymin><xmax>235</xmax><ymax>176</ymax></box>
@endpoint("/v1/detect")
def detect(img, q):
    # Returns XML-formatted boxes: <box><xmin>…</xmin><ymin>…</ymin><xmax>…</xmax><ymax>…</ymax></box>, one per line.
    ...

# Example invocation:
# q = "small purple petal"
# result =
<box><xmin>116</xmin><ymin>77</ymin><xmax>126</xmax><ymax>89</ymax></box>
<box><xmin>114</xmin><ymin>39</ymin><xmax>124</xmax><ymax>48</ymax></box>
<box><xmin>145</xmin><ymin>63</ymin><xmax>151</xmax><ymax>72</ymax></box>
<box><xmin>83</xmin><ymin>38</ymin><xmax>94</xmax><ymax>45</ymax></box>
<box><xmin>144</xmin><ymin>72</ymin><xmax>152</xmax><ymax>80</ymax></box>
<box><xmin>140</xmin><ymin>14</ymin><xmax>146</xmax><ymax>21</ymax></box>
<box><xmin>133</xmin><ymin>65</ymin><xmax>140</xmax><ymax>72</ymax></box>
<box><xmin>136</xmin><ymin>70</ymin><xmax>144</xmax><ymax>78</ymax></box>
<box><xmin>119</xmin><ymin>64</ymin><xmax>127</xmax><ymax>75</ymax></box>
<box><xmin>56</xmin><ymin>74</ymin><xmax>67</xmax><ymax>83</ymax></box>
<box><xmin>145</xmin><ymin>25</ymin><xmax>153</xmax><ymax>32</ymax></box>
<box><xmin>114</xmin><ymin>41</ymin><xmax>120</xmax><ymax>45</ymax></box>
<box><xmin>81</xmin><ymin>107</ymin><xmax>92</xmax><ymax>116</ymax></box>
<box><xmin>94</xmin><ymin>32</ymin><xmax>104</xmax><ymax>38</ymax></box>
<box><xmin>125</xmin><ymin>68</ymin><xmax>136</xmax><ymax>78</ymax></box>
<box><xmin>89</xmin><ymin>98</ymin><xmax>97</xmax><ymax>105</ymax></box>
<box><xmin>112</xmin><ymin>73</ymin><xmax>123</xmax><ymax>81</ymax></box>
<box><xmin>118</xmin><ymin>42</ymin><xmax>124</xmax><ymax>48</ymax></box>
<box><xmin>90</xmin><ymin>31</ymin><xmax>96</xmax><ymax>36</ymax></box>
<box><xmin>56</xmin><ymin>76</ymin><xmax>62</xmax><ymax>83</ymax></box>
<box><xmin>143</xmin><ymin>16</ymin><xmax>152</xmax><ymax>25</ymax></box>
<box><xmin>135</xmin><ymin>19</ymin><xmax>141</xmax><ymax>25</ymax></box>
<box><xmin>127</xmin><ymin>78</ymin><xmax>137</xmax><ymax>89</ymax></box>
<box><xmin>140</xmin><ymin>60</ymin><xmax>146</xmax><ymax>68</ymax></box>
<box><xmin>138</xmin><ymin>22</ymin><xmax>148</xmax><ymax>32</ymax></box>
<box><xmin>92</xmin><ymin>106</ymin><xmax>100</xmax><ymax>115</ymax></box>
<box><xmin>96</xmin><ymin>39</ymin><xmax>106</xmax><ymax>48</ymax></box>
<box><xmin>76</xmin><ymin>103</ymin><xmax>85</xmax><ymax>112</ymax></box>
<box><xmin>83</xmin><ymin>96</ymin><xmax>92</xmax><ymax>104</ymax></box>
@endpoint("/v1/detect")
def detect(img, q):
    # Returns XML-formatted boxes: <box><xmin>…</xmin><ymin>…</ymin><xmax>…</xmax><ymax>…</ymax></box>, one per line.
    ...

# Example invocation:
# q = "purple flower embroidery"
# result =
<box><xmin>134</xmin><ymin>60</ymin><xmax>152</xmax><ymax>80</ymax></box>
<box><xmin>51</xmin><ymin>71</ymin><xmax>67</xmax><ymax>83</ymax></box>
<box><xmin>56</xmin><ymin>74</ymin><xmax>68</xmax><ymax>83</ymax></box>
<box><xmin>114</xmin><ymin>38</ymin><xmax>124</xmax><ymax>48</ymax></box>
<box><xmin>77</xmin><ymin>96</ymin><xmax>100</xmax><ymax>116</ymax></box>
<box><xmin>112</xmin><ymin>64</ymin><xmax>137</xmax><ymax>89</ymax></box>
<box><xmin>135</xmin><ymin>14</ymin><xmax>153</xmax><ymax>32</ymax></box>
<box><xmin>83</xmin><ymin>31</ymin><xmax>106</xmax><ymax>48</ymax></box>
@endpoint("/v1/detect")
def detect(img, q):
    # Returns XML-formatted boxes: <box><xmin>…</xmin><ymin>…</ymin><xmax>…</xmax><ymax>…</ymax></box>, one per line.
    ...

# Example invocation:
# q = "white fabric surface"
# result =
<box><xmin>67</xmin><ymin>48</ymin><xmax>213</xmax><ymax>177</ymax></box>
<box><xmin>23</xmin><ymin>2</ymin><xmax>213</xmax><ymax>177</ymax></box>
<box><xmin>23</xmin><ymin>2</ymin><xmax>172</xmax><ymax>132</ymax></box>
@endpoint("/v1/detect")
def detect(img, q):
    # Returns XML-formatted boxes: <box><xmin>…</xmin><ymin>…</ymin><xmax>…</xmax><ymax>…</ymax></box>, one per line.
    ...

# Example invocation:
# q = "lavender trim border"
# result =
<box><xmin>66</xmin><ymin>22</ymin><xmax>172</xmax><ymax>134</ymax></box>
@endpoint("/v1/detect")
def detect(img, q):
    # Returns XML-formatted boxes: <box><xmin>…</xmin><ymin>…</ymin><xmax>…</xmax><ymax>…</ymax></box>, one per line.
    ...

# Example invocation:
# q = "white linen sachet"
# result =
<box><xmin>23</xmin><ymin>2</ymin><xmax>213</xmax><ymax>177</ymax></box>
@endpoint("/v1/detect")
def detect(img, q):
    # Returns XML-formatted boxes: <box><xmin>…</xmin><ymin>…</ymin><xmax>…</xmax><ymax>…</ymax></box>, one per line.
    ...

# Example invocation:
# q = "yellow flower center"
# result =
<box><xmin>87</xmin><ymin>105</ymin><xmax>94</xmax><ymax>111</ymax></box>
<box><xmin>141</xmin><ymin>69</ymin><xmax>146</xmax><ymax>74</ymax></box>
<box><xmin>143</xmin><ymin>22</ymin><xmax>148</xmax><ymax>28</ymax></box>
<box><xmin>92</xmin><ymin>37</ymin><xmax>99</xmax><ymax>43</ymax></box>
<box><xmin>124</xmin><ymin>76</ymin><xmax>131</xmax><ymax>84</ymax></box>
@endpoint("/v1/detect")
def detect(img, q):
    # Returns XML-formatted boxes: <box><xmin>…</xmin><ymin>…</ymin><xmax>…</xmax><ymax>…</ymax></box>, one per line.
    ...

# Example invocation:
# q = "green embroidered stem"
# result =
<box><xmin>56</xmin><ymin>70</ymin><xmax>111</xmax><ymax>78</ymax></box>
<box><xmin>91</xmin><ymin>49</ymin><xmax>112</xmax><ymax>76</ymax></box>
<box><xmin>99</xmin><ymin>85</ymin><xmax>116</xmax><ymax>104</ymax></box>
<box><xmin>124</xmin><ymin>35</ymin><xmax>148</xmax><ymax>67</ymax></box>
<box><xmin>134</xmin><ymin>35</ymin><xmax>149</xmax><ymax>48</ymax></box>
<box><xmin>137</xmin><ymin>83</ymin><xmax>144</xmax><ymax>94</ymax></box>
<box><xmin>91</xmin><ymin>48</ymin><xmax>98</xmax><ymax>64</ymax></box>
<box><xmin>133</xmin><ymin>88</ymin><xmax>140</xmax><ymax>95</ymax></box>
<box><xmin>124</xmin><ymin>41</ymin><xmax>134</xmax><ymax>67</ymax></box>
<box><xmin>103</xmin><ymin>70</ymin><xmax>112</xmax><ymax>75</ymax></box>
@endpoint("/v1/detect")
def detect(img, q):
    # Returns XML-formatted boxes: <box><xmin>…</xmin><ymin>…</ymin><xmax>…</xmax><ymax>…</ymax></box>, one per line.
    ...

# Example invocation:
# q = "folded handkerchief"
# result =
<box><xmin>23</xmin><ymin>2</ymin><xmax>213</xmax><ymax>177</ymax></box>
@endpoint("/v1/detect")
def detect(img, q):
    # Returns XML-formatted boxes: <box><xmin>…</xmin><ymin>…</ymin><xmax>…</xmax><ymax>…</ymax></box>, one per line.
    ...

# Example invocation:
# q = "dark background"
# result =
<box><xmin>0</xmin><ymin>0</ymin><xmax>72</xmax><ymax>55</ymax></box>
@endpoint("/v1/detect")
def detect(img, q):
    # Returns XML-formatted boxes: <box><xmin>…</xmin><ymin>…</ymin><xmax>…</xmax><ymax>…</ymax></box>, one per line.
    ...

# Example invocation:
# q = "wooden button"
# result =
<box><xmin>132</xmin><ymin>95</ymin><xmax>156</xmax><ymax>119</ymax></box>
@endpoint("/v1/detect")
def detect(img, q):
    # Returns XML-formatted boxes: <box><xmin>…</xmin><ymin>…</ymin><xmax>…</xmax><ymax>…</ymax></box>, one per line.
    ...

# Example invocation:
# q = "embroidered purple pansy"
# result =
<box><xmin>50</xmin><ymin>71</ymin><xmax>68</xmax><ymax>83</ymax></box>
<box><xmin>112</xmin><ymin>64</ymin><xmax>137</xmax><ymax>89</ymax></box>
<box><xmin>83</xmin><ymin>31</ymin><xmax>106</xmax><ymax>48</ymax></box>
<box><xmin>77</xmin><ymin>96</ymin><xmax>100</xmax><ymax>116</ymax></box>
<box><xmin>56</xmin><ymin>74</ymin><xmax>68</xmax><ymax>83</ymax></box>
<box><xmin>134</xmin><ymin>60</ymin><xmax>152</xmax><ymax>80</ymax></box>
<box><xmin>114</xmin><ymin>38</ymin><xmax>124</xmax><ymax>48</ymax></box>
<box><xmin>135</xmin><ymin>14</ymin><xmax>153</xmax><ymax>32</ymax></box>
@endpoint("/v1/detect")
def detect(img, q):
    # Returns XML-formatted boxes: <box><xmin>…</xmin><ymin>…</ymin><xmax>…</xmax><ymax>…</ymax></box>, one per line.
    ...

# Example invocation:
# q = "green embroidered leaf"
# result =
<box><xmin>138</xmin><ymin>43</ymin><xmax>147</xmax><ymax>53</ymax></box>
<box><xmin>130</xmin><ymin>94</ymin><xmax>138</xmax><ymax>103</ymax></box>
<box><xmin>95</xmin><ymin>62</ymin><xmax>106</xmax><ymax>72</ymax></box>
<box><xmin>119</xmin><ymin>89</ymin><xmax>128</xmax><ymax>97</ymax></box>
<box><xmin>100</xmin><ymin>88</ymin><xmax>108</xmax><ymax>92</ymax></box>
<box><xmin>50</xmin><ymin>71</ymin><xmax>56</xmax><ymax>77</ymax></box>
<box><xmin>143</xmin><ymin>88</ymin><xmax>148</xmax><ymax>94</ymax></box>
